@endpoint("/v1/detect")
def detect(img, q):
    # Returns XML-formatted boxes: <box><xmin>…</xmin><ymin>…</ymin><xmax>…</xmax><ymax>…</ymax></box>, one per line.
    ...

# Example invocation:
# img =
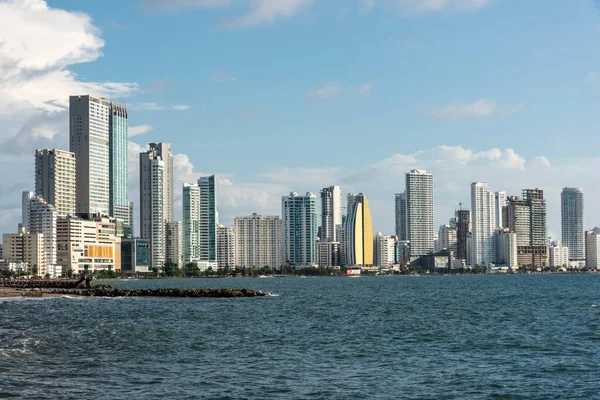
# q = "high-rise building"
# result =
<box><xmin>346</xmin><ymin>193</ymin><xmax>374</xmax><ymax>266</ymax></box>
<box><xmin>234</xmin><ymin>214</ymin><xmax>282</xmax><ymax>269</ymax></box>
<box><xmin>165</xmin><ymin>221</ymin><xmax>182</xmax><ymax>267</ymax></box>
<box><xmin>438</xmin><ymin>224</ymin><xmax>457</xmax><ymax>253</ymax></box>
<box><xmin>28</xmin><ymin>196</ymin><xmax>57</xmax><ymax>268</ymax></box>
<box><xmin>69</xmin><ymin>95</ymin><xmax>111</xmax><ymax>216</ymax></box>
<box><xmin>374</xmin><ymin>233</ymin><xmax>396</xmax><ymax>268</ymax></box>
<box><xmin>182</xmin><ymin>183</ymin><xmax>200</xmax><ymax>264</ymax></box>
<box><xmin>140</xmin><ymin>144</ymin><xmax>171</xmax><ymax>269</ymax></box>
<box><xmin>506</xmin><ymin>189</ymin><xmax>547</xmax><ymax>268</ymax></box>
<box><xmin>561</xmin><ymin>188</ymin><xmax>585</xmax><ymax>263</ymax></box>
<box><xmin>198</xmin><ymin>175</ymin><xmax>217</xmax><ymax>262</ymax></box>
<box><xmin>394</xmin><ymin>192</ymin><xmax>407</xmax><ymax>241</ymax></box>
<box><xmin>282</xmin><ymin>192</ymin><xmax>318</xmax><ymax>266</ymax></box>
<box><xmin>406</xmin><ymin>170</ymin><xmax>434</xmax><ymax>258</ymax></box>
<box><xmin>320</xmin><ymin>186</ymin><xmax>342</xmax><ymax>242</ymax></box>
<box><xmin>455</xmin><ymin>208</ymin><xmax>470</xmax><ymax>260</ymax></box>
<box><xmin>21</xmin><ymin>191</ymin><xmax>34</xmax><ymax>232</ymax></box>
<box><xmin>35</xmin><ymin>149</ymin><xmax>76</xmax><ymax>217</ymax></box>
<box><xmin>585</xmin><ymin>228</ymin><xmax>600</xmax><ymax>269</ymax></box>
<box><xmin>216</xmin><ymin>225</ymin><xmax>235</xmax><ymax>269</ymax></box>
<box><xmin>346</xmin><ymin>193</ymin><xmax>359</xmax><ymax>221</ymax></box>
<box><xmin>109</xmin><ymin>102</ymin><xmax>130</xmax><ymax>230</ymax></box>
<box><xmin>495</xmin><ymin>191</ymin><xmax>507</xmax><ymax>229</ymax></box>
<box><xmin>3</xmin><ymin>227</ymin><xmax>45</xmax><ymax>277</ymax></box>
<box><xmin>471</xmin><ymin>182</ymin><xmax>496</xmax><ymax>267</ymax></box>
<box><xmin>317</xmin><ymin>241</ymin><xmax>340</xmax><ymax>267</ymax></box>
<box><xmin>336</xmin><ymin>221</ymin><xmax>347</xmax><ymax>266</ymax></box>
<box><xmin>495</xmin><ymin>228</ymin><xmax>518</xmax><ymax>268</ymax></box>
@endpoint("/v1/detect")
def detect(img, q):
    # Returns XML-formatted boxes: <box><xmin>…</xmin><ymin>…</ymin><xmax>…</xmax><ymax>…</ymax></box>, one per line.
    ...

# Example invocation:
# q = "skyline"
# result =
<box><xmin>2</xmin><ymin>0</ymin><xmax>600</xmax><ymax>239</ymax></box>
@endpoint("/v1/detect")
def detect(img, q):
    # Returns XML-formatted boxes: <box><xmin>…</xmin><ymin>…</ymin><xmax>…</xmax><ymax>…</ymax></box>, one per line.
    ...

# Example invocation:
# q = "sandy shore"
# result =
<box><xmin>0</xmin><ymin>288</ymin><xmax>63</xmax><ymax>298</ymax></box>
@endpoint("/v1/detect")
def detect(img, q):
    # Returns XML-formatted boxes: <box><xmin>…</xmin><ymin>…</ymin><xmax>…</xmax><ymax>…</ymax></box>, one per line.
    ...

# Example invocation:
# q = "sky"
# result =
<box><xmin>1</xmin><ymin>0</ymin><xmax>600</xmax><ymax>240</ymax></box>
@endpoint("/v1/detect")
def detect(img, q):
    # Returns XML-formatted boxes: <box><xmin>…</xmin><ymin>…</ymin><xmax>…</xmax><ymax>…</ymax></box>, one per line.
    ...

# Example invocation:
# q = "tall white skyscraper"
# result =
<box><xmin>182</xmin><ymin>183</ymin><xmax>200</xmax><ymax>264</ymax></box>
<box><xmin>69</xmin><ymin>95</ymin><xmax>130</xmax><ymax>223</ymax></box>
<box><xmin>35</xmin><ymin>149</ymin><xmax>76</xmax><ymax>217</ymax></box>
<box><xmin>234</xmin><ymin>214</ymin><xmax>282</xmax><ymax>269</ymax></box>
<box><xmin>140</xmin><ymin>145</ymin><xmax>170</xmax><ymax>269</ymax></box>
<box><xmin>394</xmin><ymin>192</ymin><xmax>407</xmax><ymax>241</ymax></box>
<box><xmin>561</xmin><ymin>187</ymin><xmax>584</xmax><ymax>262</ymax></box>
<box><xmin>198</xmin><ymin>175</ymin><xmax>217</xmax><ymax>262</ymax></box>
<box><xmin>282</xmin><ymin>192</ymin><xmax>318</xmax><ymax>266</ymax></box>
<box><xmin>405</xmin><ymin>170</ymin><xmax>434</xmax><ymax>258</ymax></box>
<box><xmin>320</xmin><ymin>186</ymin><xmax>342</xmax><ymax>242</ymax></box>
<box><xmin>471</xmin><ymin>182</ymin><xmax>496</xmax><ymax>267</ymax></box>
<box><xmin>495</xmin><ymin>190</ymin><xmax>506</xmax><ymax>228</ymax></box>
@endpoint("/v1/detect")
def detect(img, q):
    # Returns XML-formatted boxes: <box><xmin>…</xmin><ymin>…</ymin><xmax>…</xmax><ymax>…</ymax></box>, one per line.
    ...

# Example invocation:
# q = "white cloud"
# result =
<box><xmin>142</xmin><ymin>0</ymin><xmax>314</xmax><ymax>28</ymax></box>
<box><xmin>129</xmin><ymin>103</ymin><xmax>191</xmax><ymax>111</ymax></box>
<box><xmin>128</xmin><ymin>124</ymin><xmax>154</xmax><ymax>137</ymax></box>
<box><xmin>429</xmin><ymin>98</ymin><xmax>497</xmax><ymax>120</ymax></box>
<box><xmin>363</xmin><ymin>0</ymin><xmax>492</xmax><ymax>14</ymax></box>
<box><xmin>533</xmin><ymin>156</ymin><xmax>551</xmax><ymax>168</ymax></box>
<box><xmin>171</xmin><ymin>104</ymin><xmax>191</xmax><ymax>110</ymax></box>
<box><xmin>308</xmin><ymin>83</ymin><xmax>342</xmax><ymax>100</ymax></box>
<box><xmin>0</xmin><ymin>0</ymin><xmax>138</xmax><ymax>118</ymax></box>
<box><xmin>222</xmin><ymin>0</ymin><xmax>316</xmax><ymax>28</ymax></box>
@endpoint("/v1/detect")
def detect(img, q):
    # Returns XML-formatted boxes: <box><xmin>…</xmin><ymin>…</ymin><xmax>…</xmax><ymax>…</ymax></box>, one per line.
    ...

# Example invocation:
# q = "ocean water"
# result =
<box><xmin>1</xmin><ymin>275</ymin><xmax>600</xmax><ymax>399</ymax></box>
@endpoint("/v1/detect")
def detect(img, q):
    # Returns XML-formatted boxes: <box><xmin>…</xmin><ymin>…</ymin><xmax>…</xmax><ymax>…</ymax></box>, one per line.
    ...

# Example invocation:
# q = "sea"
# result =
<box><xmin>1</xmin><ymin>274</ymin><xmax>600</xmax><ymax>399</ymax></box>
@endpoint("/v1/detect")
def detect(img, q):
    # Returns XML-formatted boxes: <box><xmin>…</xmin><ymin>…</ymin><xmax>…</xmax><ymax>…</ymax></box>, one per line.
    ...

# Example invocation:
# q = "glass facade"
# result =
<box><xmin>282</xmin><ymin>193</ymin><xmax>318</xmax><ymax>266</ymax></box>
<box><xmin>109</xmin><ymin>103</ymin><xmax>129</xmax><ymax>230</ymax></box>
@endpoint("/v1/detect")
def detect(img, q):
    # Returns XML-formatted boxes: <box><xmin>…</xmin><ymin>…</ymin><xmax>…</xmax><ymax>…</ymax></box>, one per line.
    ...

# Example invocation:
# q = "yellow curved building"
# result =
<box><xmin>347</xmin><ymin>193</ymin><xmax>373</xmax><ymax>266</ymax></box>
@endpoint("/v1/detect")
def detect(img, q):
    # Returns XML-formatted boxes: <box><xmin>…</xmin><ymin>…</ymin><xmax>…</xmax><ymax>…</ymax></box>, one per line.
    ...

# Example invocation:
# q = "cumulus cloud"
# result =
<box><xmin>128</xmin><ymin>125</ymin><xmax>153</xmax><ymax>137</ymax></box>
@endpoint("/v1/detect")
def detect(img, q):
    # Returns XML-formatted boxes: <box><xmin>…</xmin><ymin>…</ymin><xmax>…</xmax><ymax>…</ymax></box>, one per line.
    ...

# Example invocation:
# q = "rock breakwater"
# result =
<box><xmin>49</xmin><ymin>287</ymin><xmax>266</xmax><ymax>298</ymax></box>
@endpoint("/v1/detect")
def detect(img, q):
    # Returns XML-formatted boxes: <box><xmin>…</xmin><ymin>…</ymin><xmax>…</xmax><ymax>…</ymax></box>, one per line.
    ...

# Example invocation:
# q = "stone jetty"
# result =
<box><xmin>48</xmin><ymin>287</ymin><xmax>266</xmax><ymax>298</ymax></box>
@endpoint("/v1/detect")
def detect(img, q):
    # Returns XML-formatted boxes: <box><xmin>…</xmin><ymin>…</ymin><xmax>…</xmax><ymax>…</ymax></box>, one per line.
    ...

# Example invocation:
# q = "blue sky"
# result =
<box><xmin>1</xmin><ymin>0</ymin><xmax>600</xmax><ymax>238</ymax></box>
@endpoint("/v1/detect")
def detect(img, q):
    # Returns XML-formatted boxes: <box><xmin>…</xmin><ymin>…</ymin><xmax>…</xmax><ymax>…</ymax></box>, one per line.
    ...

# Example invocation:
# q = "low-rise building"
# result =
<box><xmin>121</xmin><ymin>238</ymin><xmax>150</xmax><ymax>275</ymax></box>
<box><xmin>2</xmin><ymin>226</ymin><xmax>45</xmax><ymax>276</ymax></box>
<box><xmin>56</xmin><ymin>215</ymin><xmax>121</xmax><ymax>274</ymax></box>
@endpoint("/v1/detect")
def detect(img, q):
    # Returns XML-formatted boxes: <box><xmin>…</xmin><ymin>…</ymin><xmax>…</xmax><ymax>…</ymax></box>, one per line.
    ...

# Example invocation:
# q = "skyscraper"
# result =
<box><xmin>282</xmin><ymin>192</ymin><xmax>318</xmax><ymax>266</ymax></box>
<box><xmin>394</xmin><ymin>192</ymin><xmax>407</xmax><ymax>241</ymax></box>
<box><xmin>109</xmin><ymin>102</ymin><xmax>130</xmax><ymax>230</ymax></box>
<box><xmin>182</xmin><ymin>183</ymin><xmax>200</xmax><ymax>264</ymax></box>
<box><xmin>471</xmin><ymin>182</ymin><xmax>496</xmax><ymax>267</ymax></box>
<box><xmin>165</xmin><ymin>221</ymin><xmax>182</xmax><ymax>267</ymax></box>
<box><xmin>495</xmin><ymin>190</ymin><xmax>507</xmax><ymax>229</ymax></box>
<box><xmin>234</xmin><ymin>214</ymin><xmax>282</xmax><ymax>269</ymax></box>
<box><xmin>346</xmin><ymin>193</ymin><xmax>373</xmax><ymax>266</ymax></box>
<box><xmin>140</xmin><ymin>144</ymin><xmax>171</xmax><ymax>269</ymax></box>
<box><xmin>216</xmin><ymin>225</ymin><xmax>235</xmax><ymax>269</ymax></box>
<box><xmin>405</xmin><ymin>170</ymin><xmax>434</xmax><ymax>258</ymax></box>
<box><xmin>455</xmin><ymin>208</ymin><xmax>470</xmax><ymax>261</ymax></box>
<box><xmin>22</xmin><ymin>191</ymin><xmax>34</xmax><ymax>232</ymax></box>
<box><xmin>561</xmin><ymin>187</ymin><xmax>585</xmax><ymax>263</ymax></box>
<box><xmin>507</xmin><ymin>189</ymin><xmax>547</xmax><ymax>268</ymax></box>
<box><xmin>69</xmin><ymin>95</ymin><xmax>111</xmax><ymax>216</ymax></box>
<box><xmin>374</xmin><ymin>233</ymin><xmax>396</xmax><ymax>268</ymax></box>
<box><xmin>198</xmin><ymin>175</ymin><xmax>217</xmax><ymax>262</ymax></box>
<box><xmin>28</xmin><ymin>196</ymin><xmax>57</xmax><ymax>269</ymax></box>
<box><xmin>320</xmin><ymin>186</ymin><xmax>342</xmax><ymax>242</ymax></box>
<box><xmin>35</xmin><ymin>149</ymin><xmax>76</xmax><ymax>217</ymax></box>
